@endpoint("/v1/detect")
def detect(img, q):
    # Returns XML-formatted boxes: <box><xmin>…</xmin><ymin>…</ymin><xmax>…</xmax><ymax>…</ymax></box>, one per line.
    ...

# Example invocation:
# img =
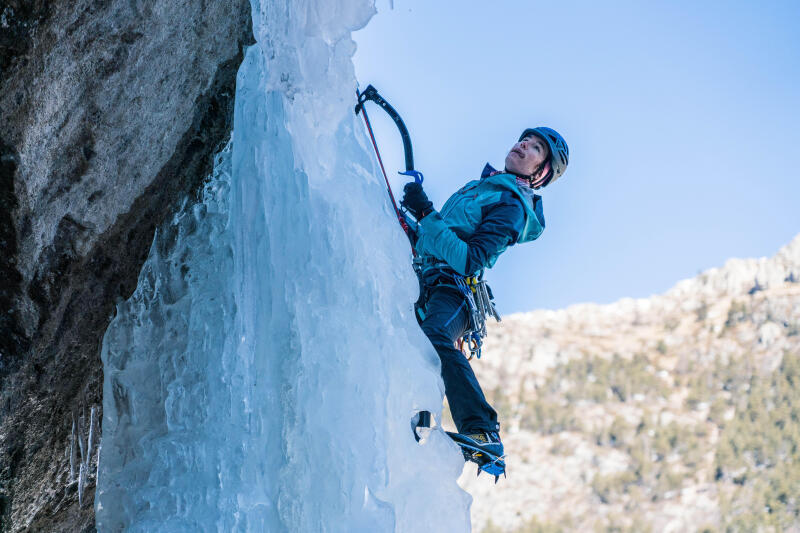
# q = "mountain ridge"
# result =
<box><xmin>459</xmin><ymin>233</ymin><xmax>800</xmax><ymax>533</ymax></box>
<box><xmin>508</xmin><ymin>233</ymin><xmax>800</xmax><ymax>323</ymax></box>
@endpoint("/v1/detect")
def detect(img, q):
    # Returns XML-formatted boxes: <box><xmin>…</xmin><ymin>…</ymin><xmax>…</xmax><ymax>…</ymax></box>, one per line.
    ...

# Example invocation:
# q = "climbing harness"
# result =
<box><xmin>411</xmin><ymin>257</ymin><xmax>501</xmax><ymax>361</ymax></box>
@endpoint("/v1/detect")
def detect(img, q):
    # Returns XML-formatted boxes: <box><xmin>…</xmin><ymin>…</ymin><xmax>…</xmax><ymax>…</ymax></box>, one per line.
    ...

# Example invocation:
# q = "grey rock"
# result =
<box><xmin>0</xmin><ymin>1</ymin><xmax>253</xmax><ymax>530</ymax></box>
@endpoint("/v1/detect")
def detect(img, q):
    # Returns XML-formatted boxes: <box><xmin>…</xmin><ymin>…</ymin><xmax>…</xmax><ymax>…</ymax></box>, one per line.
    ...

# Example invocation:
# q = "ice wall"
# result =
<box><xmin>95</xmin><ymin>0</ymin><xmax>471</xmax><ymax>531</ymax></box>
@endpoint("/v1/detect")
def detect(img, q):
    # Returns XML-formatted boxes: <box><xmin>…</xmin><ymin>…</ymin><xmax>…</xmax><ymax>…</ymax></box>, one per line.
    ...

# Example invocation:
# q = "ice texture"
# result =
<box><xmin>95</xmin><ymin>0</ymin><xmax>471</xmax><ymax>531</ymax></box>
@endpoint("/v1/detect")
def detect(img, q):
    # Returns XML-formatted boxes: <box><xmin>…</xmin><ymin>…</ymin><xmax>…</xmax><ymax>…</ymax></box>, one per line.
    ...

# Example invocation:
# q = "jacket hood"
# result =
<box><xmin>481</xmin><ymin>163</ymin><xmax>545</xmax><ymax>243</ymax></box>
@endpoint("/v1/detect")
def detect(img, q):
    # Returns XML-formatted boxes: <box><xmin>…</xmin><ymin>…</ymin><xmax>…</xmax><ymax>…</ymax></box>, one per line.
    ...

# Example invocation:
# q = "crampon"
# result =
<box><xmin>446</xmin><ymin>431</ymin><xmax>507</xmax><ymax>483</ymax></box>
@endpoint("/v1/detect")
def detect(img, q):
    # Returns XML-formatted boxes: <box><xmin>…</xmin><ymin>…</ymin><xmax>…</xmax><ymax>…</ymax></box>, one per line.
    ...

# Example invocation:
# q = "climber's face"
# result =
<box><xmin>505</xmin><ymin>134</ymin><xmax>550</xmax><ymax>186</ymax></box>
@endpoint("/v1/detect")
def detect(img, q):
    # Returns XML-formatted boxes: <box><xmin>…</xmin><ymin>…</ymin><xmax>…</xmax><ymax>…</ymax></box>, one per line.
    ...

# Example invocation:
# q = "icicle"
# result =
<box><xmin>78</xmin><ymin>410</ymin><xmax>86</xmax><ymax>469</ymax></box>
<box><xmin>69</xmin><ymin>414</ymin><xmax>77</xmax><ymax>483</ymax></box>
<box><xmin>87</xmin><ymin>406</ymin><xmax>96</xmax><ymax>462</ymax></box>
<box><xmin>95</xmin><ymin>443</ymin><xmax>102</xmax><ymax>486</ymax></box>
<box><xmin>69</xmin><ymin>404</ymin><xmax>97</xmax><ymax>506</ymax></box>
<box><xmin>78</xmin><ymin>463</ymin><xmax>85</xmax><ymax>507</ymax></box>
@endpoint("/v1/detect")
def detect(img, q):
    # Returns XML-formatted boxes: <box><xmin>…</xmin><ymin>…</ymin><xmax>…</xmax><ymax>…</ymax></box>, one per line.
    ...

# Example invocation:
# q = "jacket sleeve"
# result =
<box><xmin>417</xmin><ymin>192</ymin><xmax>525</xmax><ymax>276</ymax></box>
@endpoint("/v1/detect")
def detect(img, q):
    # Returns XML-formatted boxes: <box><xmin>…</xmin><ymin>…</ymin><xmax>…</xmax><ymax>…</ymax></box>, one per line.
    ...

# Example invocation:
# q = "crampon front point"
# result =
<box><xmin>446</xmin><ymin>431</ymin><xmax>507</xmax><ymax>483</ymax></box>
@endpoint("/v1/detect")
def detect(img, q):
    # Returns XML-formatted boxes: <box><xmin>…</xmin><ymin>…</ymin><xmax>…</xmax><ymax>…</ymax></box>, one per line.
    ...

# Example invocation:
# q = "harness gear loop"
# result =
<box><xmin>451</xmin><ymin>273</ymin><xmax>501</xmax><ymax>360</ymax></box>
<box><xmin>412</xmin><ymin>257</ymin><xmax>502</xmax><ymax>360</ymax></box>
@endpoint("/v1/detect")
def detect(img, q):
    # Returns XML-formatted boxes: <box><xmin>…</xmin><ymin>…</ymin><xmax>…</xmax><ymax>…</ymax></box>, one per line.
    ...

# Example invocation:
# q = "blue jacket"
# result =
<box><xmin>415</xmin><ymin>164</ymin><xmax>546</xmax><ymax>277</ymax></box>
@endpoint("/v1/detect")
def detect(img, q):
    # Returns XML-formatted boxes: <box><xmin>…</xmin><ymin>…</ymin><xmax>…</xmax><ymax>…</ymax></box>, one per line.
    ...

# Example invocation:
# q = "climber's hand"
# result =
<box><xmin>400</xmin><ymin>182</ymin><xmax>433</xmax><ymax>220</ymax></box>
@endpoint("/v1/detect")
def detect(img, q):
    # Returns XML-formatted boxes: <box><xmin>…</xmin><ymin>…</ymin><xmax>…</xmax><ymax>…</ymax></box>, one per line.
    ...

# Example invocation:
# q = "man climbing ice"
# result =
<box><xmin>400</xmin><ymin>127</ymin><xmax>569</xmax><ymax>469</ymax></box>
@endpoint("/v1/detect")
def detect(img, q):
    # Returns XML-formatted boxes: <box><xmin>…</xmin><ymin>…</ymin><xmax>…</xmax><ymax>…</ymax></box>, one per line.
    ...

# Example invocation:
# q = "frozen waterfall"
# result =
<box><xmin>95</xmin><ymin>0</ymin><xmax>471</xmax><ymax>531</ymax></box>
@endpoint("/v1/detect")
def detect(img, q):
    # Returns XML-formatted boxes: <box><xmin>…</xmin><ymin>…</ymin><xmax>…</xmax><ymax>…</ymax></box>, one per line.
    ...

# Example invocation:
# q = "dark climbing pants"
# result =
<box><xmin>419</xmin><ymin>286</ymin><xmax>499</xmax><ymax>434</ymax></box>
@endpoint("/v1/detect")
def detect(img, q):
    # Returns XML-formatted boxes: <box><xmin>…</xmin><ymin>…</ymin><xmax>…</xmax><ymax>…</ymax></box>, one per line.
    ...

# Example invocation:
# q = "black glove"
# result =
<box><xmin>400</xmin><ymin>182</ymin><xmax>433</xmax><ymax>220</ymax></box>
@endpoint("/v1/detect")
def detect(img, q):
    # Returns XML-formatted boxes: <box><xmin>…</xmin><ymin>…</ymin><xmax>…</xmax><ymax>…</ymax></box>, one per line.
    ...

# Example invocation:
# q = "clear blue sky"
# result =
<box><xmin>353</xmin><ymin>0</ymin><xmax>800</xmax><ymax>313</ymax></box>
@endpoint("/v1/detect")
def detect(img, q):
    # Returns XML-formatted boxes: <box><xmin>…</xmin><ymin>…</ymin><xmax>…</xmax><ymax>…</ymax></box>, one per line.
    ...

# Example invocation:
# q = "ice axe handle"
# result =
<box><xmin>399</xmin><ymin>170</ymin><xmax>424</xmax><ymax>184</ymax></box>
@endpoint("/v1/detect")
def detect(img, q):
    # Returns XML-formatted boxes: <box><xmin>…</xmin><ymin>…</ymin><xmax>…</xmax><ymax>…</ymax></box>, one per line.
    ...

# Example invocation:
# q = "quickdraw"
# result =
<box><xmin>453</xmin><ymin>274</ymin><xmax>501</xmax><ymax>360</ymax></box>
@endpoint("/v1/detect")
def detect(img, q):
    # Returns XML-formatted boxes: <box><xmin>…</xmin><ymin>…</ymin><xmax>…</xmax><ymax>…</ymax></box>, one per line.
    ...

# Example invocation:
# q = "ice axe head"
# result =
<box><xmin>399</xmin><ymin>170</ymin><xmax>424</xmax><ymax>184</ymax></box>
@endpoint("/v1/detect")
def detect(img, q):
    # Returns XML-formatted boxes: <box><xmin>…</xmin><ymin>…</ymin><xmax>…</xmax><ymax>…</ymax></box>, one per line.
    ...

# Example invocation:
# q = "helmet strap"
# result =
<box><xmin>527</xmin><ymin>160</ymin><xmax>552</xmax><ymax>189</ymax></box>
<box><xmin>505</xmin><ymin>160</ymin><xmax>550</xmax><ymax>188</ymax></box>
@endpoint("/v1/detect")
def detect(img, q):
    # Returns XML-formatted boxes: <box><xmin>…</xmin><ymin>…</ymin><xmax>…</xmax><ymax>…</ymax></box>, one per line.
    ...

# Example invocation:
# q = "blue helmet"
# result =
<box><xmin>519</xmin><ymin>127</ymin><xmax>569</xmax><ymax>186</ymax></box>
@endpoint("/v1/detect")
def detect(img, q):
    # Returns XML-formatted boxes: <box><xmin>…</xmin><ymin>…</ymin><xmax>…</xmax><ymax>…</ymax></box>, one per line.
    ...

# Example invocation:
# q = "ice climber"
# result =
<box><xmin>400</xmin><ymin>127</ymin><xmax>569</xmax><ymax>462</ymax></box>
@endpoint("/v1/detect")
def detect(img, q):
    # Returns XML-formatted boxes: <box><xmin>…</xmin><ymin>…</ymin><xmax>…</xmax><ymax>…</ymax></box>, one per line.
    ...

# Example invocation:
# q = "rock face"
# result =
<box><xmin>0</xmin><ymin>1</ymin><xmax>253</xmax><ymax>530</ymax></box>
<box><xmin>459</xmin><ymin>234</ymin><xmax>800</xmax><ymax>532</ymax></box>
